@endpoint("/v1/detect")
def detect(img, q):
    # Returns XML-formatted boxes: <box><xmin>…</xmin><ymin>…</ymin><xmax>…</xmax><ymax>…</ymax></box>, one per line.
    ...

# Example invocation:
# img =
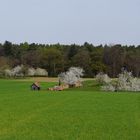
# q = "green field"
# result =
<box><xmin>0</xmin><ymin>79</ymin><xmax>140</xmax><ymax>140</ymax></box>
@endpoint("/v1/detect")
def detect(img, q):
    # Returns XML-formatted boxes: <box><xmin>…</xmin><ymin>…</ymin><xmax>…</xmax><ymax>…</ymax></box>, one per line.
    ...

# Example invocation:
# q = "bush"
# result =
<box><xmin>116</xmin><ymin>71</ymin><xmax>140</xmax><ymax>91</ymax></box>
<box><xmin>34</xmin><ymin>68</ymin><xmax>48</xmax><ymax>76</ymax></box>
<box><xmin>4</xmin><ymin>65</ymin><xmax>24</xmax><ymax>77</ymax></box>
<box><xmin>4</xmin><ymin>65</ymin><xmax>48</xmax><ymax>78</ymax></box>
<box><xmin>101</xmin><ymin>83</ymin><xmax>116</xmax><ymax>92</ymax></box>
<box><xmin>100</xmin><ymin>71</ymin><xmax>140</xmax><ymax>92</ymax></box>
<box><xmin>96</xmin><ymin>72</ymin><xmax>111</xmax><ymax>85</ymax></box>
<box><xmin>27</xmin><ymin>68</ymin><xmax>36</xmax><ymax>76</ymax></box>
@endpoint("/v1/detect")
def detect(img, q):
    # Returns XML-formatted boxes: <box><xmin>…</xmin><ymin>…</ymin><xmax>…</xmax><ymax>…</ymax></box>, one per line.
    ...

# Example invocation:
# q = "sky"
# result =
<box><xmin>0</xmin><ymin>0</ymin><xmax>140</xmax><ymax>45</ymax></box>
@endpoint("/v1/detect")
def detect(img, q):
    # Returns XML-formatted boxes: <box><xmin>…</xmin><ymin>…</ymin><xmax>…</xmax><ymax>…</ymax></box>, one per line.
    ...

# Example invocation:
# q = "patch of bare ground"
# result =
<box><xmin>15</xmin><ymin>77</ymin><xmax>58</xmax><ymax>82</ymax></box>
<box><xmin>14</xmin><ymin>77</ymin><xmax>94</xmax><ymax>82</ymax></box>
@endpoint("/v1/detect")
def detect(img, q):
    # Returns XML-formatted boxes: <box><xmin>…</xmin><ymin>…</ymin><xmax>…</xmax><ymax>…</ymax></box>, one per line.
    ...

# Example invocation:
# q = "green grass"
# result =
<box><xmin>0</xmin><ymin>79</ymin><xmax>140</xmax><ymax>140</ymax></box>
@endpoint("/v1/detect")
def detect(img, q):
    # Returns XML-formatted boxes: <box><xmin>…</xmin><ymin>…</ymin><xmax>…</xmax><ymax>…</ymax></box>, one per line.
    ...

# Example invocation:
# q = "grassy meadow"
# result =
<box><xmin>0</xmin><ymin>79</ymin><xmax>140</xmax><ymax>140</ymax></box>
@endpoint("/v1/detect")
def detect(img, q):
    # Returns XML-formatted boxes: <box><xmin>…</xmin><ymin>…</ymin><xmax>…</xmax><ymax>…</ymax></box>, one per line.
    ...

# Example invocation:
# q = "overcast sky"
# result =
<box><xmin>0</xmin><ymin>0</ymin><xmax>140</xmax><ymax>45</ymax></box>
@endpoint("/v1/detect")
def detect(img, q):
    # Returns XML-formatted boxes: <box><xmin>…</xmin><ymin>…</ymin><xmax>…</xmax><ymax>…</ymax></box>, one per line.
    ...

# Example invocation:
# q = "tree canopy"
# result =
<box><xmin>0</xmin><ymin>41</ymin><xmax>139</xmax><ymax>77</ymax></box>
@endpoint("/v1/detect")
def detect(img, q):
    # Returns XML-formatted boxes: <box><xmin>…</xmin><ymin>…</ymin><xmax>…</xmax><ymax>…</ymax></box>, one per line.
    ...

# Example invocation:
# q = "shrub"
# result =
<box><xmin>27</xmin><ymin>68</ymin><xmax>36</xmax><ymax>76</ymax></box>
<box><xmin>96</xmin><ymin>72</ymin><xmax>111</xmax><ymax>85</ymax></box>
<box><xmin>100</xmin><ymin>71</ymin><xmax>140</xmax><ymax>92</ymax></box>
<box><xmin>4</xmin><ymin>65</ymin><xmax>24</xmax><ymax>77</ymax></box>
<box><xmin>4</xmin><ymin>65</ymin><xmax>48</xmax><ymax>77</ymax></box>
<box><xmin>34</xmin><ymin>68</ymin><xmax>48</xmax><ymax>76</ymax></box>
<box><xmin>116</xmin><ymin>71</ymin><xmax>140</xmax><ymax>91</ymax></box>
<box><xmin>101</xmin><ymin>83</ymin><xmax>116</xmax><ymax>92</ymax></box>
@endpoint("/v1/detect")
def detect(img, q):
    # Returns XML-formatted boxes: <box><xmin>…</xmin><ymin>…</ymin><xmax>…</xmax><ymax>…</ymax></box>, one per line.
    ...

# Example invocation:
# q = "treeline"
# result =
<box><xmin>0</xmin><ymin>41</ymin><xmax>140</xmax><ymax>77</ymax></box>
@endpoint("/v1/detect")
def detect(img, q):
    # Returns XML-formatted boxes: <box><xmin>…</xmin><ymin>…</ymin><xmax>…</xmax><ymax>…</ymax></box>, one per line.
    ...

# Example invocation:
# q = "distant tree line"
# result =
<box><xmin>0</xmin><ymin>41</ymin><xmax>140</xmax><ymax>77</ymax></box>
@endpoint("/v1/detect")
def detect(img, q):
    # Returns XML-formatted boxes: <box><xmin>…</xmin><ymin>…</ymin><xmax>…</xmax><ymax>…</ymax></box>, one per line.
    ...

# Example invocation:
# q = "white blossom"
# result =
<box><xmin>34</xmin><ymin>68</ymin><xmax>48</xmax><ymax>76</ymax></box>
<box><xmin>4</xmin><ymin>69</ymin><xmax>12</xmax><ymax>77</ymax></box>
<box><xmin>4</xmin><ymin>65</ymin><xmax>24</xmax><ymax>77</ymax></box>
<box><xmin>27</xmin><ymin>68</ymin><xmax>36</xmax><ymax>76</ymax></box>
<box><xmin>101</xmin><ymin>84</ymin><xmax>115</xmax><ymax>92</ymax></box>
<box><xmin>101</xmin><ymin>71</ymin><xmax>140</xmax><ymax>92</ymax></box>
<box><xmin>96</xmin><ymin>72</ymin><xmax>111</xmax><ymax>84</ymax></box>
<box><xmin>58</xmin><ymin>67</ymin><xmax>84</xmax><ymax>85</ymax></box>
<box><xmin>69</xmin><ymin>67</ymin><xmax>84</xmax><ymax>78</ymax></box>
<box><xmin>4</xmin><ymin>65</ymin><xmax>48</xmax><ymax>77</ymax></box>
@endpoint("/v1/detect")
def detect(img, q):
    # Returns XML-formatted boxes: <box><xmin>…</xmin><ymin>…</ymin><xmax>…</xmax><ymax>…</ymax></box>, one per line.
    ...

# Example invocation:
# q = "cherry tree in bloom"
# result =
<box><xmin>58</xmin><ymin>67</ymin><xmax>84</xmax><ymax>86</ymax></box>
